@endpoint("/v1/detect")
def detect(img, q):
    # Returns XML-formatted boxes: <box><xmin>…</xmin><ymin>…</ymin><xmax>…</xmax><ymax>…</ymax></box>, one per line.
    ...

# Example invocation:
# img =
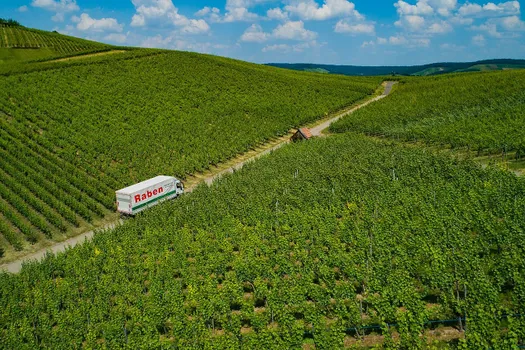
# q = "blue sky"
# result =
<box><xmin>2</xmin><ymin>0</ymin><xmax>525</xmax><ymax>65</ymax></box>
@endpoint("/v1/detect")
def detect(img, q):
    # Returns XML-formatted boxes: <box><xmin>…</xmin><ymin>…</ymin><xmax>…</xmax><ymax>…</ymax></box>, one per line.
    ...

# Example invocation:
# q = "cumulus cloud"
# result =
<box><xmin>141</xmin><ymin>34</ymin><xmax>228</xmax><ymax>53</ymax></box>
<box><xmin>427</xmin><ymin>20</ymin><xmax>453</xmax><ymax>33</ymax></box>
<box><xmin>363</xmin><ymin>35</ymin><xmax>430</xmax><ymax>48</ymax></box>
<box><xmin>18</xmin><ymin>5</ymin><xmax>29</xmax><ymax>12</ymax></box>
<box><xmin>104</xmin><ymin>33</ymin><xmax>128</xmax><ymax>44</ymax></box>
<box><xmin>285</xmin><ymin>0</ymin><xmax>363</xmax><ymax>21</ymax></box>
<box><xmin>395</xmin><ymin>15</ymin><xmax>426</xmax><ymax>31</ymax></box>
<box><xmin>72</xmin><ymin>13</ymin><xmax>123</xmax><ymax>32</ymax></box>
<box><xmin>273</xmin><ymin>20</ymin><xmax>318</xmax><ymax>40</ymax></box>
<box><xmin>240</xmin><ymin>24</ymin><xmax>269</xmax><ymax>42</ymax></box>
<box><xmin>195</xmin><ymin>6</ymin><xmax>220</xmax><ymax>17</ymax></box>
<box><xmin>262</xmin><ymin>43</ymin><xmax>291</xmax><ymax>52</ymax></box>
<box><xmin>221</xmin><ymin>0</ymin><xmax>275</xmax><ymax>22</ymax></box>
<box><xmin>501</xmin><ymin>15</ymin><xmax>525</xmax><ymax>30</ymax></box>
<box><xmin>31</xmin><ymin>0</ymin><xmax>79</xmax><ymax>21</ymax></box>
<box><xmin>395</xmin><ymin>1</ymin><xmax>434</xmax><ymax>16</ymax></box>
<box><xmin>267</xmin><ymin>7</ymin><xmax>289</xmax><ymax>21</ymax></box>
<box><xmin>472</xmin><ymin>33</ymin><xmax>486</xmax><ymax>45</ymax></box>
<box><xmin>335</xmin><ymin>21</ymin><xmax>375</xmax><ymax>35</ymax></box>
<box><xmin>458</xmin><ymin>1</ymin><xmax>520</xmax><ymax>18</ymax></box>
<box><xmin>32</xmin><ymin>0</ymin><xmax>79</xmax><ymax>12</ymax></box>
<box><xmin>241</xmin><ymin>20</ymin><xmax>317</xmax><ymax>43</ymax></box>
<box><xmin>426</xmin><ymin>0</ymin><xmax>457</xmax><ymax>16</ymax></box>
<box><xmin>130</xmin><ymin>0</ymin><xmax>210</xmax><ymax>34</ymax></box>
<box><xmin>262</xmin><ymin>40</ymin><xmax>322</xmax><ymax>53</ymax></box>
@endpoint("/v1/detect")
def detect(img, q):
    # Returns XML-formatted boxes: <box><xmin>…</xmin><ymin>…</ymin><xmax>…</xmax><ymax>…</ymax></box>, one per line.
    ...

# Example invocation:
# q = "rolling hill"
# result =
<box><xmin>0</xmin><ymin>32</ymin><xmax>380</xmax><ymax>257</ymax></box>
<box><xmin>0</xmin><ymin>22</ymin><xmax>111</xmax><ymax>63</ymax></box>
<box><xmin>268</xmin><ymin>59</ymin><xmax>525</xmax><ymax>77</ymax></box>
<box><xmin>330</xmin><ymin>69</ymin><xmax>525</xmax><ymax>159</ymax></box>
<box><xmin>1</xmin><ymin>24</ymin><xmax>525</xmax><ymax>348</ymax></box>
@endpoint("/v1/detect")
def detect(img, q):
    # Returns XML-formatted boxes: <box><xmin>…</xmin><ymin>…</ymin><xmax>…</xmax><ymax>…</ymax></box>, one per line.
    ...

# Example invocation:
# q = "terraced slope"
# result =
<box><xmin>0</xmin><ymin>24</ymin><xmax>110</xmax><ymax>62</ymax></box>
<box><xmin>0</xmin><ymin>49</ymin><xmax>380</xmax><ymax>256</ymax></box>
<box><xmin>1</xmin><ymin>134</ymin><xmax>523</xmax><ymax>348</ymax></box>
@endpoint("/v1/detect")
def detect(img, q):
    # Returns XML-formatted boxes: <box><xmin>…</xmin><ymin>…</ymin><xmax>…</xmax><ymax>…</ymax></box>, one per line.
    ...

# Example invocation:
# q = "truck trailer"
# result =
<box><xmin>116</xmin><ymin>176</ymin><xmax>184</xmax><ymax>216</ymax></box>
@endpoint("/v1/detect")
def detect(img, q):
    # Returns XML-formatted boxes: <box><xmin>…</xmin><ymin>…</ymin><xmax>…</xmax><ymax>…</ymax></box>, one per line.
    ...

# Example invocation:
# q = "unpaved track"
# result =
<box><xmin>0</xmin><ymin>82</ymin><xmax>395</xmax><ymax>274</ymax></box>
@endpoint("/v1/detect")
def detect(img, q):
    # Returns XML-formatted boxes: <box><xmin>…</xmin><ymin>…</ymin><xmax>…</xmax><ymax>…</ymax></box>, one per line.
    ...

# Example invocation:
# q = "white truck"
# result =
<box><xmin>116</xmin><ymin>176</ymin><xmax>184</xmax><ymax>216</ymax></box>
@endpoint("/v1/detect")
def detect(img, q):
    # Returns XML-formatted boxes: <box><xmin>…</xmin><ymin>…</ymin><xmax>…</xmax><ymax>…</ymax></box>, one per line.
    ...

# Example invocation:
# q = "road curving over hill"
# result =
<box><xmin>0</xmin><ymin>81</ymin><xmax>396</xmax><ymax>274</ymax></box>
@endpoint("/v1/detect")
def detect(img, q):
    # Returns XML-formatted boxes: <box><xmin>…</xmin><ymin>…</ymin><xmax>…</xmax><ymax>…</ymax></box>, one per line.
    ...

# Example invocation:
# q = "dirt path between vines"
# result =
<box><xmin>0</xmin><ymin>81</ymin><xmax>395</xmax><ymax>274</ymax></box>
<box><xmin>48</xmin><ymin>50</ymin><xmax>127</xmax><ymax>63</ymax></box>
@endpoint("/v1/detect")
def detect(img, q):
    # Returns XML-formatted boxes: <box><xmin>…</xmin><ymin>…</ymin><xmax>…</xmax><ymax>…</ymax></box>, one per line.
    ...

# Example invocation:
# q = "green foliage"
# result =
<box><xmin>0</xmin><ymin>18</ymin><xmax>21</xmax><ymax>27</ymax></box>
<box><xmin>1</xmin><ymin>134</ymin><xmax>523</xmax><ymax>348</ymax></box>
<box><xmin>0</xmin><ymin>50</ymin><xmax>379</xmax><ymax>252</ymax></box>
<box><xmin>0</xmin><ymin>25</ymin><xmax>110</xmax><ymax>63</ymax></box>
<box><xmin>330</xmin><ymin>70</ymin><xmax>525</xmax><ymax>157</ymax></box>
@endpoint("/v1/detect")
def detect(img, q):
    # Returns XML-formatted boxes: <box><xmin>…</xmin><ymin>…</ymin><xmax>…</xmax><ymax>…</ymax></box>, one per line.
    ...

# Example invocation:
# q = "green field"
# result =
<box><xmin>0</xmin><ymin>49</ymin><xmax>380</xmax><ymax>255</ymax></box>
<box><xmin>330</xmin><ymin>70</ymin><xmax>525</xmax><ymax>158</ymax></box>
<box><xmin>1</xmin><ymin>134</ymin><xmax>523</xmax><ymax>348</ymax></box>
<box><xmin>1</xmin><ymin>24</ymin><xmax>524</xmax><ymax>348</ymax></box>
<box><xmin>0</xmin><ymin>24</ymin><xmax>109</xmax><ymax>63</ymax></box>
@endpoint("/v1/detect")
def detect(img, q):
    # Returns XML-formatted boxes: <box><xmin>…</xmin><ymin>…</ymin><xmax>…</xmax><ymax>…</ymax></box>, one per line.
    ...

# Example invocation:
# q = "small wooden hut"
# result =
<box><xmin>291</xmin><ymin>128</ymin><xmax>313</xmax><ymax>142</ymax></box>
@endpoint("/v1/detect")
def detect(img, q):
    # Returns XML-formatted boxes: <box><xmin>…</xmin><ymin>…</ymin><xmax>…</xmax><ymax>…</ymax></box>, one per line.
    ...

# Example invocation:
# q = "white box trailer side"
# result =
<box><xmin>116</xmin><ymin>176</ymin><xmax>184</xmax><ymax>216</ymax></box>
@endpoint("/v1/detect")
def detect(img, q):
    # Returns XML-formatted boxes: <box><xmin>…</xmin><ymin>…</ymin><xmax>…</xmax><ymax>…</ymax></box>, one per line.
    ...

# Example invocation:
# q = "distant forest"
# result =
<box><xmin>267</xmin><ymin>59</ymin><xmax>525</xmax><ymax>77</ymax></box>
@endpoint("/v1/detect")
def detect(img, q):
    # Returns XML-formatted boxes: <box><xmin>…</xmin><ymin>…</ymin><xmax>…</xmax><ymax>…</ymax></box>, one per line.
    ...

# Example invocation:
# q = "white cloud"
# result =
<box><xmin>240</xmin><ymin>20</ymin><xmax>319</xmax><ymax>43</ymax></box>
<box><xmin>104</xmin><ymin>33</ymin><xmax>128</xmax><ymax>44</ymax></box>
<box><xmin>273</xmin><ymin>20</ymin><xmax>317</xmax><ymax>40</ymax></box>
<box><xmin>458</xmin><ymin>1</ymin><xmax>520</xmax><ymax>18</ymax></box>
<box><xmin>501</xmin><ymin>15</ymin><xmax>525</xmax><ymax>30</ymax></box>
<box><xmin>262</xmin><ymin>40</ymin><xmax>322</xmax><ymax>53</ymax></box>
<box><xmin>440</xmin><ymin>42</ymin><xmax>465</xmax><ymax>50</ymax></box>
<box><xmin>395</xmin><ymin>15</ymin><xmax>426</xmax><ymax>31</ymax></box>
<box><xmin>224</xmin><ymin>7</ymin><xmax>259</xmax><ymax>22</ymax></box>
<box><xmin>427</xmin><ymin>20</ymin><xmax>453</xmax><ymax>33</ymax></box>
<box><xmin>31</xmin><ymin>0</ymin><xmax>79</xmax><ymax>21</ymax></box>
<box><xmin>263</xmin><ymin>43</ymin><xmax>291</xmax><ymax>52</ymax></box>
<box><xmin>31</xmin><ymin>0</ymin><xmax>79</xmax><ymax>12</ymax></box>
<box><xmin>335</xmin><ymin>20</ymin><xmax>375</xmax><ymax>35</ymax></box>
<box><xmin>131</xmin><ymin>0</ymin><xmax>176</xmax><ymax>27</ymax></box>
<box><xmin>18</xmin><ymin>5</ymin><xmax>29</xmax><ymax>12</ymax></box>
<box><xmin>472</xmin><ymin>33</ymin><xmax>486</xmax><ymax>45</ymax></box>
<box><xmin>130</xmin><ymin>0</ymin><xmax>210</xmax><ymax>34</ymax></box>
<box><xmin>141</xmin><ymin>34</ymin><xmax>173</xmax><ymax>48</ymax></box>
<box><xmin>389</xmin><ymin>35</ymin><xmax>409</xmax><ymax>45</ymax></box>
<box><xmin>221</xmin><ymin>0</ymin><xmax>275</xmax><ymax>22</ymax></box>
<box><xmin>285</xmin><ymin>0</ymin><xmax>363</xmax><ymax>21</ymax></box>
<box><xmin>240</xmin><ymin>24</ymin><xmax>269</xmax><ymax>42</ymax></box>
<box><xmin>366</xmin><ymin>35</ymin><xmax>430</xmax><ymax>48</ymax></box>
<box><xmin>72</xmin><ymin>13</ymin><xmax>123</xmax><ymax>32</ymax></box>
<box><xmin>426</xmin><ymin>0</ymin><xmax>457</xmax><ymax>16</ymax></box>
<box><xmin>471</xmin><ymin>21</ymin><xmax>503</xmax><ymax>37</ymax></box>
<box><xmin>393</xmin><ymin>0</ymin><xmax>459</xmax><ymax>36</ymax></box>
<box><xmin>395</xmin><ymin>1</ymin><xmax>434</xmax><ymax>16</ymax></box>
<box><xmin>267</xmin><ymin>7</ymin><xmax>289</xmax><ymax>21</ymax></box>
<box><xmin>180</xmin><ymin>19</ymin><xmax>210</xmax><ymax>34</ymax></box>
<box><xmin>195</xmin><ymin>6</ymin><xmax>220</xmax><ymax>17</ymax></box>
<box><xmin>141</xmin><ymin>34</ymin><xmax>228</xmax><ymax>53</ymax></box>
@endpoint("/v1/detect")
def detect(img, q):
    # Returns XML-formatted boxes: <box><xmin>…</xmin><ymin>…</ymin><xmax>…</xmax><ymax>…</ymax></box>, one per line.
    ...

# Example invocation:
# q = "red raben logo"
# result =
<box><xmin>135</xmin><ymin>187</ymin><xmax>164</xmax><ymax>203</ymax></box>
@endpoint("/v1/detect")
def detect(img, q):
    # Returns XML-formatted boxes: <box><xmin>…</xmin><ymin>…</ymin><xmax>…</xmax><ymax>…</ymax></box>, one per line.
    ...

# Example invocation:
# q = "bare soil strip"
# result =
<box><xmin>0</xmin><ymin>82</ymin><xmax>395</xmax><ymax>274</ymax></box>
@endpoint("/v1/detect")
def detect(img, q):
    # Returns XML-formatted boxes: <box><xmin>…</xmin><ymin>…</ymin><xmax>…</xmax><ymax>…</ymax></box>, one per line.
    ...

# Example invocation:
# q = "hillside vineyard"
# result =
<box><xmin>0</xmin><ymin>50</ymin><xmax>380</xmax><ymax>254</ymax></box>
<box><xmin>0</xmin><ymin>24</ymin><xmax>109</xmax><ymax>63</ymax></box>
<box><xmin>330</xmin><ymin>70</ymin><xmax>525</xmax><ymax>159</ymax></box>
<box><xmin>1</xmin><ymin>134</ymin><xmax>523</xmax><ymax>348</ymax></box>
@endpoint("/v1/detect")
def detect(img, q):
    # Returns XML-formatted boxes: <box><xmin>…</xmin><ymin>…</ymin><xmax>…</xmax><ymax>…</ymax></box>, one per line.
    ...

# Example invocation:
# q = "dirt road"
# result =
<box><xmin>0</xmin><ymin>81</ymin><xmax>395</xmax><ymax>274</ymax></box>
